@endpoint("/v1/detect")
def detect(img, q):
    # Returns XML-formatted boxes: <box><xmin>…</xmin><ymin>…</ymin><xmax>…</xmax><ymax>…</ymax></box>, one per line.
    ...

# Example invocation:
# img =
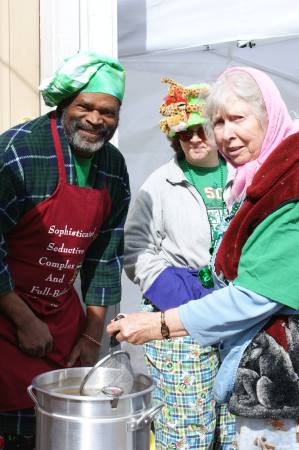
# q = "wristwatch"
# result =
<box><xmin>160</xmin><ymin>311</ymin><xmax>170</xmax><ymax>339</ymax></box>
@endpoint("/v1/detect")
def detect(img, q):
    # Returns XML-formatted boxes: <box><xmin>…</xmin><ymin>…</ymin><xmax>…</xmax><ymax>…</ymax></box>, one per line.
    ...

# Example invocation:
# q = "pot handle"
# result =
<box><xmin>127</xmin><ymin>403</ymin><xmax>164</xmax><ymax>431</ymax></box>
<box><xmin>27</xmin><ymin>385</ymin><xmax>38</xmax><ymax>406</ymax></box>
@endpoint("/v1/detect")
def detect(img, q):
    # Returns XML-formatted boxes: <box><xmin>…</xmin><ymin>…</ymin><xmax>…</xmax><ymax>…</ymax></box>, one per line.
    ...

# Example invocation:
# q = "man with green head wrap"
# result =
<box><xmin>0</xmin><ymin>50</ymin><xmax>130</xmax><ymax>449</ymax></box>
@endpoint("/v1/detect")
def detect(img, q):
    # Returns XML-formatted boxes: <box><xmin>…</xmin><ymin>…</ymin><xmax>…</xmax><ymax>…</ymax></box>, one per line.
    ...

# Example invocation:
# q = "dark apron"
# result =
<box><xmin>0</xmin><ymin>115</ymin><xmax>111</xmax><ymax>411</ymax></box>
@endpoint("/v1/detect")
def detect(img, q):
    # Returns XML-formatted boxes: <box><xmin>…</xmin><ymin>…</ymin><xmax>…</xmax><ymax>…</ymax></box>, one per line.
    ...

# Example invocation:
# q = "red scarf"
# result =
<box><xmin>215</xmin><ymin>131</ymin><xmax>299</xmax><ymax>281</ymax></box>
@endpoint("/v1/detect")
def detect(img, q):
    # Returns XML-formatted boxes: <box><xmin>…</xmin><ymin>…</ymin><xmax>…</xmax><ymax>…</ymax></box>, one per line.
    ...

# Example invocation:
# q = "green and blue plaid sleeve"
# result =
<box><xmin>80</xmin><ymin>143</ymin><xmax>130</xmax><ymax>306</ymax></box>
<box><xmin>0</xmin><ymin>116</ymin><xmax>61</xmax><ymax>295</ymax></box>
<box><xmin>0</xmin><ymin>138</ymin><xmax>26</xmax><ymax>294</ymax></box>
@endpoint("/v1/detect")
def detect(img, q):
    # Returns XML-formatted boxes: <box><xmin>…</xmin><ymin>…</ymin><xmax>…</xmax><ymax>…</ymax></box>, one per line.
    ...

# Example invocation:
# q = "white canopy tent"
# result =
<box><xmin>118</xmin><ymin>0</ymin><xmax>299</xmax><ymax>191</ymax></box>
<box><xmin>117</xmin><ymin>0</ymin><xmax>299</xmax><ymax>369</ymax></box>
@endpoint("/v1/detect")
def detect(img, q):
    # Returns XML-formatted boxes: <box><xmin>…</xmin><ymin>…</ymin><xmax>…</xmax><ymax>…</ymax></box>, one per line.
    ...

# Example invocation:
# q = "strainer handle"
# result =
<box><xmin>110</xmin><ymin>313</ymin><xmax>126</xmax><ymax>348</ymax></box>
<box><xmin>126</xmin><ymin>403</ymin><xmax>164</xmax><ymax>431</ymax></box>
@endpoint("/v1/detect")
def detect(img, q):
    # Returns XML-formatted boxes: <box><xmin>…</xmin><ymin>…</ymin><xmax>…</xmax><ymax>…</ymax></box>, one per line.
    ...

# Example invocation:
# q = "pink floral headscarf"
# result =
<box><xmin>222</xmin><ymin>66</ymin><xmax>297</xmax><ymax>206</ymax></box>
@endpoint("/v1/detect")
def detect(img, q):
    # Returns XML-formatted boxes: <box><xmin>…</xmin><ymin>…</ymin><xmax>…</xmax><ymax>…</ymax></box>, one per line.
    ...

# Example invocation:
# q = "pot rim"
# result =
<box><xmin>31</xmin><ymin>369</ymin><xmax>154</xmax><ymax>402</ymax></box>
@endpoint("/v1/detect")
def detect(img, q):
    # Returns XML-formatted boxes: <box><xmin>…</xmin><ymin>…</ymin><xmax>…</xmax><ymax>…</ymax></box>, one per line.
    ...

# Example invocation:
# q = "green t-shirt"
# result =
<box><xmin>73</xmin><ymin>153</ymin><xmax>93</xmax><ymax>187</ymax></box>
<box><xmin>234</xmin><ymin>202</ymin><xmax>299</xmax><ymax>309</ymax></box>
<box><xmin>180</xmin><ymin>158</ymin><xmax>228</xmax><ymax>235</ymax></box>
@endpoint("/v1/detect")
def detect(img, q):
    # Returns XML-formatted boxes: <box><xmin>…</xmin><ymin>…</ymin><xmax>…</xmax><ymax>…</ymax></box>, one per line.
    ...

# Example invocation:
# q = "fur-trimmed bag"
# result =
<box><xmin>229</xmin><ymin>315</ymin><xmax>299</xmax><ymax>418</ymax></box>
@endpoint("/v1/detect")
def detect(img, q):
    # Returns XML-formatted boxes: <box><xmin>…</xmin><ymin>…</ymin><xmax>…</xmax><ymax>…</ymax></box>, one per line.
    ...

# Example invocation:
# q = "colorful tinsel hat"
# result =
<box><xmin>159</xmin><ymin>78</ymin><xmax>210</xmax><ymax>137</ymax></box>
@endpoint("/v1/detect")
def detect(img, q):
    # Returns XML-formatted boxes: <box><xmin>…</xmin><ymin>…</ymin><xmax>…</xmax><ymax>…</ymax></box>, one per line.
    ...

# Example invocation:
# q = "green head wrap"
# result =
<box><xmin>159</xmin><ymin>79</ymin><xmax>210</xmax><ymax>137</ymax></box>
<box><xmin>40</xmin><ymin>51</ymin><xmax>126</xmax><ymax>106</ymax></box>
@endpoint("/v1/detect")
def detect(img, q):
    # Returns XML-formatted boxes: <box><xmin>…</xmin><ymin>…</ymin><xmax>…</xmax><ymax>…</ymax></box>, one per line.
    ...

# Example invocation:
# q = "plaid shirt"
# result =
<box><xmin>0</xmin><ymin>113</ymin><xmax>130</xmax><ymax>306</ymax></box>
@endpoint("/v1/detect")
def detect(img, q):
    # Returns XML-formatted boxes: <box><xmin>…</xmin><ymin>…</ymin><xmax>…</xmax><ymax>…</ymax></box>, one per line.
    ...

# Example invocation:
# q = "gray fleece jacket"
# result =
<box><xmin>124</xmin><ymin>157</ymin><xmax>232</xmax><ymax>294</ymax></box>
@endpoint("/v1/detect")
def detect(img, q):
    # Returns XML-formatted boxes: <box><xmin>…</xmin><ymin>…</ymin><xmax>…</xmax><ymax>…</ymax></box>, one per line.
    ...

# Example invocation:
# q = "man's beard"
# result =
<box><xmin>61</xmin><ymin>111</ymin><xmax>115</xmax><ymax>154</ymax></box>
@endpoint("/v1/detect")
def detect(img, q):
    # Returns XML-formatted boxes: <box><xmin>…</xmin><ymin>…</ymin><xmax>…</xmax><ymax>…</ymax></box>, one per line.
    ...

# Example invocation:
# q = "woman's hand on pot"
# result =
<box><xmin>107</xmin><ymin>309</ymin><xmax>188</xmax><ymax>345</ymax></box>
<box><xmin>107</xmin><ymin>311</ymin><xmax>161</xmax><ymax>345</ymax></box>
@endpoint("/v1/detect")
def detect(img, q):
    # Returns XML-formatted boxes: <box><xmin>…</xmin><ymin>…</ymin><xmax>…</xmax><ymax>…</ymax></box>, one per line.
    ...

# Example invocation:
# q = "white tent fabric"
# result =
<box><xmin>117</xmin><ymin>0</ymin><xmax>299</xmax><ymax>370</ymax></box>
<box><xmin>118</xmin><ymin>0</ymin><xmax>299</xmax><ymax>55</ymax></box>
<box><xmin>118</xmin><ymin>0</ymin><xmax>299</xmax><ymax>191</ymax></box>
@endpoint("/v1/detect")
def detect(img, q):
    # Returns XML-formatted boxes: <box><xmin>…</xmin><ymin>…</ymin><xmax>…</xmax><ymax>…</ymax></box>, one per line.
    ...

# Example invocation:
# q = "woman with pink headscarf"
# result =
<box><xmin>108</xmin><ymin>67</ymin><xmax>299</xmax><ymax>447</ymax></box>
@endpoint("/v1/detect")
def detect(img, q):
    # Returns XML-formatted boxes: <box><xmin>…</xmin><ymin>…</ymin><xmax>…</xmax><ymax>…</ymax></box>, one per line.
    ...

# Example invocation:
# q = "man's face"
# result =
<box><xmin>62</xmin><ymin>92</ymin><xmax>120</xmax><ymax>155</ymax></box>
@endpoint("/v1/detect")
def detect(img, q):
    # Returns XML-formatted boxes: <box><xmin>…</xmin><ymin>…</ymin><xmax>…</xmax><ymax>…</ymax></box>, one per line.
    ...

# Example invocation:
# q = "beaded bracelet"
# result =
<box><xmin>82</xmin><ymin>333</ymin><xmax>101</xmax><ymax>347</ymax></box>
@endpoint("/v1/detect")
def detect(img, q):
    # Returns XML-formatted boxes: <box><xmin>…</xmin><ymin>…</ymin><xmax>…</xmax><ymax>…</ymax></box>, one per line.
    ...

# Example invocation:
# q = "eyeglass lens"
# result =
<box><xmin>178</xmin><ymin>127</ymin><xmax>206</xmax><ymax>142</ymax></box>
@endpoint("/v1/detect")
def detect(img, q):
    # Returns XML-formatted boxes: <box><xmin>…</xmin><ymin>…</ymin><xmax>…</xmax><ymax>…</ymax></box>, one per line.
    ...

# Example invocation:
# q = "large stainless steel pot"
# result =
<box><xmin>28</xmin><ymin>367</ymin><xmax>162</xmax><ymax>450</ymax></box>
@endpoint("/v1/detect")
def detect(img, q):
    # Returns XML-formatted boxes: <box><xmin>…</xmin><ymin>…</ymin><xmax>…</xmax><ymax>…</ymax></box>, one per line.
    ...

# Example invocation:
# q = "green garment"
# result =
<box><xmin>73</xmin><ymin>153</ymin><xmax>93</xmax><ymax>187</ymax></box>
<box><xmin>180</xmin><ymin>158</ymin><xmax>228</xmax><ymax>236</ymax></box>
<box><xmin>234</xmin><ymin>202</ymin><xmax>299</xmax><ymax>309</ymax></box>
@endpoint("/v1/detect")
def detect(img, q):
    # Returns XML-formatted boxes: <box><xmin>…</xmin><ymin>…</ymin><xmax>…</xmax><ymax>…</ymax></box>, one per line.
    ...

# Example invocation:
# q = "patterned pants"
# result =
<box><xmin>144</xmin><ymin>336</ymin><xmax>237</xmax><ymax>450</ymax></box>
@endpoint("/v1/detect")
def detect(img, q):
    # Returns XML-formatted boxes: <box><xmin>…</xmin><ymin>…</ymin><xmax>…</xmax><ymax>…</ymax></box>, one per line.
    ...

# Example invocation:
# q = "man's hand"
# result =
<box><xmin>17</xmin><ymin>316</ymin><xmax>53</xmax><ymax>357</ymax></box>
<box><xmin>67</xmin><ymin>305</ymin><xmax>107</xmax><ymax>367</ymax></box>
<box><xmin>0</xmin><ymin>291</ymin><xmax>53</xmax><ymax>357</ymax></box>
<box><xmin>67</xmin><ymin>336</ymin><xmax>101</xmax><ymax>367</ymax></box>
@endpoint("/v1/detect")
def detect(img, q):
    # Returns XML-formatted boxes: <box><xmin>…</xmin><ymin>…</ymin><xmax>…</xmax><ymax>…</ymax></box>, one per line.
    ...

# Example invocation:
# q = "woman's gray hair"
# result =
<box><xmin>204</xmin><ymin>70</ymin><xmax>268</xmax><ymax>136</ymax></box>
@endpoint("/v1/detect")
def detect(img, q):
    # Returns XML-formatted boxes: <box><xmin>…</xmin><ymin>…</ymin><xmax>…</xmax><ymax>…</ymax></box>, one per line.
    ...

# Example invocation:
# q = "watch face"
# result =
<box><xmin>161</xmin><ymin>323</ymin><xmax>170</xmax><ymax>339</ymax></box>
<box><xmin>161</xmin><ymin>311</ymin><xmax>170</xmax><ymax>339</ymax></box>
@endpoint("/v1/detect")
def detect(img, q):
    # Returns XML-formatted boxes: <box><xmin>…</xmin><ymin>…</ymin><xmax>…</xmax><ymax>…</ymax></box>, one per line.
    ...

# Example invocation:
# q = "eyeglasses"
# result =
<box><xmin>177</xmin><ymin>126</ymin><xmax>206</xmax><ymax>142</ymax></box>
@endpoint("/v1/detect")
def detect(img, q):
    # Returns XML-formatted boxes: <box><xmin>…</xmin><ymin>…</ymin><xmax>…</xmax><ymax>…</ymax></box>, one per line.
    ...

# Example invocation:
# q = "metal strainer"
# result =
<box><xmin>79</xmin><ymin>350</ymin><xmax>135</xmax><ymax>396</ymax></box>
<box><xmin>80</xmin><ymin>314</ymin><xmax>135</xmax><ymax>397</ymax></box>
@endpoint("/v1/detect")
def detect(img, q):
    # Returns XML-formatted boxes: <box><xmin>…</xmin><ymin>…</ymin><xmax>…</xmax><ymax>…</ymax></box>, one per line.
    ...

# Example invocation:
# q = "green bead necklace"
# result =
<box><xmin>185</xmin><ymin>159</ymin><xmax>226</xmax><ymax>288</ymax></box>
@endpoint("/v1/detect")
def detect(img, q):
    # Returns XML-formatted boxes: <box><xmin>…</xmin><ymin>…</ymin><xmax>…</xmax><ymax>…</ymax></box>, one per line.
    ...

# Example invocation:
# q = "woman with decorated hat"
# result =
<box><xmin>124</xmin><ymin>78</ymin><xmax>236</xmax><ymax>449</ymax></box>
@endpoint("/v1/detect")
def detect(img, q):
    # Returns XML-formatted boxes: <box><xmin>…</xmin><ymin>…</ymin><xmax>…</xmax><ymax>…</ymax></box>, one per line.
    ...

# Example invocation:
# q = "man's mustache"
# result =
<box><xmin>73</xmin><ymin>119</ymin><xmax>109</xmax><ymax>136</ymax></box>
